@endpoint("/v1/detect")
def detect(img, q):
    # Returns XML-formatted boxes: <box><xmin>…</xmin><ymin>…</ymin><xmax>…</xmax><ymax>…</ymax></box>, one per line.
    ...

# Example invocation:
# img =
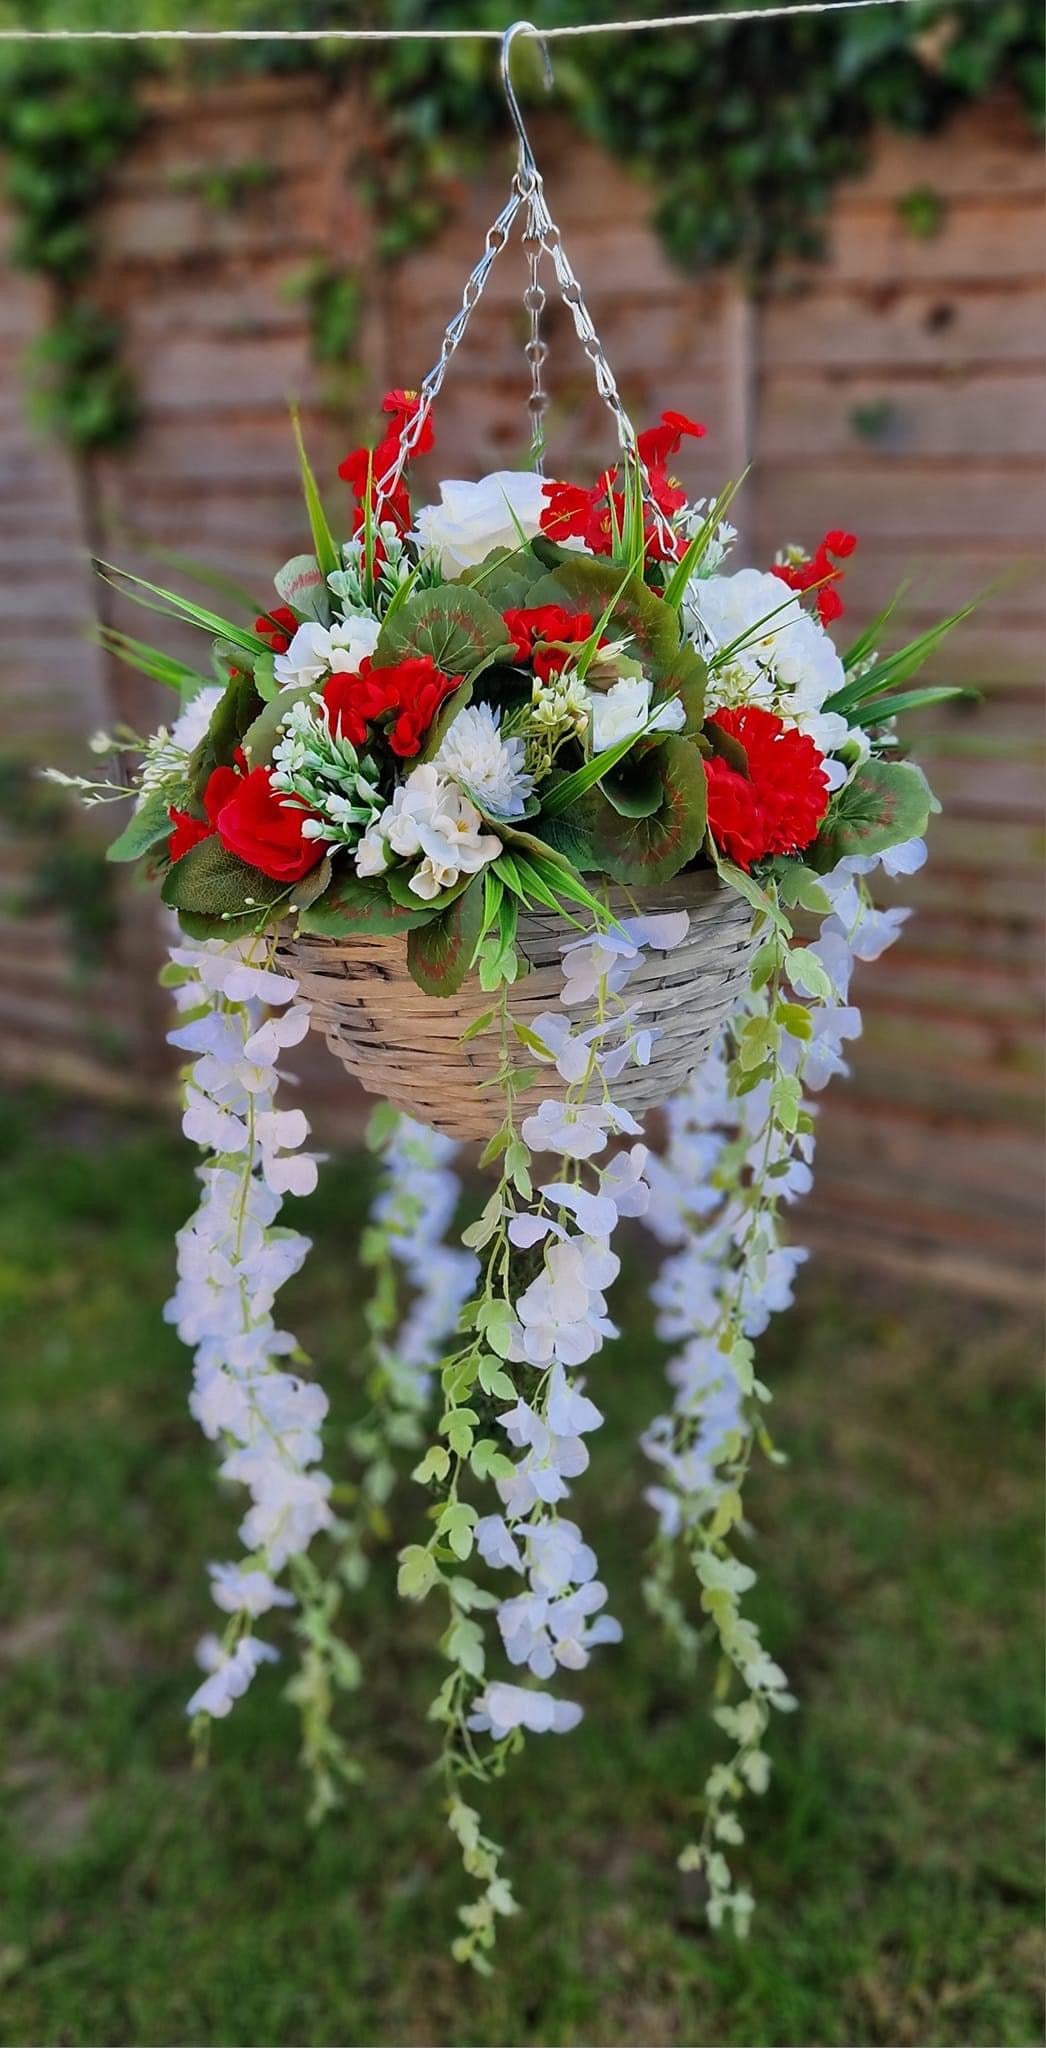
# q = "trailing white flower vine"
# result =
<box><xmin>163</xmin><ymin>933</ymin><xmax>331</xmax><ymax>1723</ymax></box>
<box><xmin>640</xmin><ymin>837</ymin><xmax>928</xmax><ymax>1933</ymax></box>
<box><xmin>395</xmin><ymin>910</ymin><xmax>689</xmax><ymax>1970</ymax></box>
<box><xmin>287</xmin><ymin>1106</ymin><xmax>478</xmax><ymax>1821</ymax></box>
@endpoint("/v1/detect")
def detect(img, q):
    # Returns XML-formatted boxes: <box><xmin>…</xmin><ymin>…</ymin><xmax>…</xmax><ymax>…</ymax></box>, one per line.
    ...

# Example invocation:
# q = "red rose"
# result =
<box><xmin>215</xmin><ymin>766</ymin><xmax>324</xmax><ymax>883</ymax></box>
<box><xmin>703</xmin><ymin>707</ymin><xmax>829</xmax><ymax>870</ymax></box>
<box><xmin>167</xmin><ymin>809</ymin><xmax>212</xmax><ymax>863</ymax></box>
<box><xmin>167</xmin><ymin>762</ymin><xmax>243</xmax><ymax>864</ymax></box>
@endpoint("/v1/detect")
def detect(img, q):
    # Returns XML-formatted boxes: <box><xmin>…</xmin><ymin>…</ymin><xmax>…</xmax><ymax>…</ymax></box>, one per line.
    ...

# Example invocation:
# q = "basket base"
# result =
<box><xmin>276</xmin><ymin>870</ymin><xmax>754</xmax><ymax>1143</ymax></box>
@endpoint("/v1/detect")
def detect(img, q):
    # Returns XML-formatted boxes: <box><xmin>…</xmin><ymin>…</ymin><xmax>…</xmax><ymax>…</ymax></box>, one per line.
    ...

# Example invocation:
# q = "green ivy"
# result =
<box><xmin>0</xmin><ymin>0</ymin><xmax>1041</xmax><ymax>451</ymax></box>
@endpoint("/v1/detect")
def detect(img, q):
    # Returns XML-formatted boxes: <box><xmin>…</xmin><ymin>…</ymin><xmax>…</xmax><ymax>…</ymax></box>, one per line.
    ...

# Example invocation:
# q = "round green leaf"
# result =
<box><xmin>590</xmin><ymin>734</ymin><xmax>708</xmax><ymax>885</ymax></box>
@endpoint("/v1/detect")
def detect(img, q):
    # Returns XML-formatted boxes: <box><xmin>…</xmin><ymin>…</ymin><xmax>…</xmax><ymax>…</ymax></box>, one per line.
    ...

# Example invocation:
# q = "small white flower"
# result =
<box><xmin>466</xmin><ymin>1681</ymin><xmax>583</xmax><ymax>1741</ymax></box>
<box><xmin>587</xmin><ymin>674</ymin><xmax>686</xmax><ymax>753</ymax></box>
<box><xmin>274</xmin><ymin>615</ymin><xmax>381</xmax><ymax>690</ymax></box>
<box><xmin>357</xmin><ymin>762</ymin><xmax>501</xmax><ymax>898</ymax></box>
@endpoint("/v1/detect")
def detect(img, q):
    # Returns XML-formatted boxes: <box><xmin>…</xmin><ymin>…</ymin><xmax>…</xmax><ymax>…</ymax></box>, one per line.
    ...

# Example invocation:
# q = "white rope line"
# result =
<box><xmin>0</xmin><ymin>0</ymin><xmax>952</xmax><ymax>44</ymax></box>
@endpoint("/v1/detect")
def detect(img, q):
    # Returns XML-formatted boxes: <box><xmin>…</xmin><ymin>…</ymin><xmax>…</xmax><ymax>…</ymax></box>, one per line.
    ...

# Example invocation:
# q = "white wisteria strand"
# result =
<box><xmin>639</xmin><ymin>835</ymin><xmax>927</xmax><ymax>1932</ymax></box>
<box><xmin>163</xmin><ymin>934</ymin><xmax>329</xmax><ymax>1720</ymax></box>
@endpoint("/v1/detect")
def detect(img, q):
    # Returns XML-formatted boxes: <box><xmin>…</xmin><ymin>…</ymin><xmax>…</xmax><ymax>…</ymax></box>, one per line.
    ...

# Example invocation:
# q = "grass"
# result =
<box><xmin>0</xmin><ymin>1090</ymin><xmax>1041</xmax><ymax>2048</ymax></box>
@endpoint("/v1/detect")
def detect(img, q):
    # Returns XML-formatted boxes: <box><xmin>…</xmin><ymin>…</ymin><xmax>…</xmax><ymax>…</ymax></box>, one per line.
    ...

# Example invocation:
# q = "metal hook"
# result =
<box><xmin>500</xmin><ymin>20</ymin><xmax>554</xmax><ymax>183</ymax></box>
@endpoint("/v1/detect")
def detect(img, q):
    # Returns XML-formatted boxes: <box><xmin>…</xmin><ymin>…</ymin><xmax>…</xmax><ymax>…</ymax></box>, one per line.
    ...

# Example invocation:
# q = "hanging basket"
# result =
<box><xmin>276</xmin><ymin>871</ymin><xmax>754</xmax><ymax>1142</ymax></box>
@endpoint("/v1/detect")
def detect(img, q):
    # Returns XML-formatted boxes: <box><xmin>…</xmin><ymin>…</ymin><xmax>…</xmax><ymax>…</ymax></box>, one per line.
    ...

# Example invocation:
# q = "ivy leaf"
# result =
<box><xmin>161</xmin><ymin>835</ymin><xmax>289</xmax><ymax>923</ymax></box>
<box><xmin>105</xmin><ymin>787</ymin><xmax>172</xmax><ymax>863</ymax></box>
<box><xmin>375</xmin><ymin>584</ymin><xmax>511</xmax><ymax>674</ymax></box>
<box><xmin>397</xmin><ymin>1545</ymin><xmax>438</xmax><ymax>1601</ymax></box>
<box><xmin>406</xmin><ymin>873</ymin><xmax>487</xmax><ymax>995</ymax></box>
<box><xmin>589</xmin><ymin>734</ymin><xmax>707</xmax><ymax>885</ymax></box>
<box><xmin>811</xmin><ymin>757</ymin><xmax>933</xmax><ymax>867</ymax></box>
<box><xmin>298</xmin><ymin>870</ymin><xmax>438</xmax><ymax>937</ymax></box>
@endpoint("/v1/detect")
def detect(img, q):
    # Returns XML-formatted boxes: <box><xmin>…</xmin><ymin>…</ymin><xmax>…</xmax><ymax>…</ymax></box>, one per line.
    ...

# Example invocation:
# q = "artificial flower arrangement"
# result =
<box><xmin>55</xmin><ymin>384</ymin><xmax>970</xmax><ymax>1964</ymax></box>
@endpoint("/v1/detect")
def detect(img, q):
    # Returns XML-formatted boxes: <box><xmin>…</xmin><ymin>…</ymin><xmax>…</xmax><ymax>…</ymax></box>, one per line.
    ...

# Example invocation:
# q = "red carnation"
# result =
<box><xmin>703</xmin><ymin>706</ymin><xmax>830</xmax><ymax>871</ymax></box>
<box><xmin>215</xmin><ymin>766</ymin><xmax>324</xmax><ymax>883</ymax></box>
<box><xmin>253</xmin><ymin>604</ymin><xmax>298</xmax><ymax>655</ymax></box>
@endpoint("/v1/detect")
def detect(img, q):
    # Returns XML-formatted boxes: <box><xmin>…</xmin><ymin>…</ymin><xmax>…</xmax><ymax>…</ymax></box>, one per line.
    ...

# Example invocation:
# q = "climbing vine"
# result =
<box><xmin>0</xmin><ymin>0</ymin><xmax>1041</xmax><ymax>450</ymax></box>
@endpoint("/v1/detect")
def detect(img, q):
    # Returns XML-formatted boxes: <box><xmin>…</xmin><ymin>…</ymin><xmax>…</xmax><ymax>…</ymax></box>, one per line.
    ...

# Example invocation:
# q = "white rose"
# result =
<box><xmin>587</xmin><ymin>675</ymin><xmax>686</xmax><ymax>754</ymax></box>
<box><xmin>274</xmin><ymin>615</ymin><xmax>381</xmax><ymax>690</ymax></box>
<box><xmin>412</xmin><ymin>471</ymin><xmax>547</xmax><ymax>575</ymax></box>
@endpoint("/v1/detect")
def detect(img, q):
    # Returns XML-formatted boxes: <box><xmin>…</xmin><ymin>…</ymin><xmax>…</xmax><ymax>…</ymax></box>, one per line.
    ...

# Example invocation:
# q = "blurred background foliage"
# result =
<box><xmin>0</xmin><ymin>0</ymin><xmax>1041</xmax><ymax>447</ymax></box>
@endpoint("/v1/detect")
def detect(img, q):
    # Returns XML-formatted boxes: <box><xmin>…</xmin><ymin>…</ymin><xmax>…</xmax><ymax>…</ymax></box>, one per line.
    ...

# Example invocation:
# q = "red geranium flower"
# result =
<box><xmin>253</xmin><ymin>604</ymin><xmax>298</xmax><ymax>655</ymax></box>
<box><xmin>215</xmin><ymin>766</ymin><xmax>325</xmax><ymax>883</ymax></box>
<box><xmin>322</xmin><ymin>667</ymin><xmax>395</xmax><ymax>748</ymax></box>
<box><xmin>322</xmin><ymin>654</ymin><xmax>460</xmax><ymax>760</ymax></box>
<box><xmin>771</xmin><ymin>528</ymin><xmax>857</xmax><ymax>626</ymax></box>
<box><xmin>502</xmin><ymin>604</ymin><xmax>595</xmax><ymax>679</ymax></box>
<box><xmin>339</xmin><ymin>387</ymin><xmax>434</xmax><ymax>543</ymax></box>
<box><xmin>167</xmin><ymin>762</ymin><xmax>243</xmax><ymax>864</ymax></box>
<box><xmin>637</xmin><ymin>408</ymin><xmax>706</xmax><ymax>473</ymax></box>
<box><xmin>703</xmin><ymin>706</ymin><xmax>830</xmax><ymax>871</ymax></box>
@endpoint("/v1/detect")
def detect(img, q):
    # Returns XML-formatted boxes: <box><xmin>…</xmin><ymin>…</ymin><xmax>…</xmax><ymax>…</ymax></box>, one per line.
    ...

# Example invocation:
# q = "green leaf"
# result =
<box><xmin>106</xmin><ymin>788</ymin><xmax>172</xmax><ymax>863</ymax></box>
<box><xmin>406</xmin><ymin>874</ymin><xmax>487</xmax><ymax>996</ymax></box>
<box><xmin>648</xmin><ymin>639</ymin><xmax>706</xmax><ymax>734</ymax></box>
<box><xmin>290</xmin><ymin>406</ymin><xmax>340</xmax><ymax>582</ymax></box>
<box><xmin>598</xmin><ymin>750</ymin><xmax>665</xmax><ymax>819</ymax></box>
<box><xmin>94</xmin><ymin>559</ymin><xmax>266</xmax><ymax>659</ymax></box>
<box><xmin>418</xmin><ymin>677</ymin><xmax>474</xmax><ymax>762</ymax></box>
<box><xmin>397</xmin><ymin>1545</ymin><xmax>438</xmax><ymax>1601</ymax></box>
<box><xmin>538</xmin><ymin>731</ymin><xmax>649</xmax><ymax>819</ymax></box>
<box><xmin>160</xmin><ymin>835</ymin><xmax>290</xmax><ymax>923</ymax></box>
<box><xmin>588</xmin><ymin>734</ymin><xmax>707</xmax><ymax>885</ymax></box>
<box><xmin>273</xmin><ymin>551</ymin><xmax>328</xmax><ymax>622</ymax></box>
<box><xmin>824</xmin><ymin>602</ymin><xmax>976</xmax><ymax>717</ymax></box>
<box><xmin>375</xmin><ymin>583</ymin><xmax>511</xmax><ymax>674</ymax></box>
<box><xmin>812</xmin><ymin>757</ymin><xmax>933</xmax><ymax>866</ymax></box>
<box><xmin>412</xmin><ymin>1444</ymin><xmax>451</xmax><ymax>1485</ymax></box>
<box><xmin>711</xmin><ymin>854</ymin><xmax>791</xmax><ymax>935</ymax></box>
<box><xmin>528</xmin><ymin>555</ymin><xmax>681</xmax><ymax>667</ymax></box>
<box><xmin>240</xmin><ymin>683</ymin><xmax>315</xmax><ymax>770</ymax></box>
<box><xmin>95</xmin><ymin>624</ymin><xmax>214</xmax><ymax>697</ymax></box>
<box><xmin>187</xmin><ymin>669</ymin><xmax>262</xmax><ymax>800</ymax></box>
<box><xmin>859</xmin><ymin>685</ymin><xmax>977</xmax><ymax>726</ymax></box>
<box><xmin>299</xmin><ymin>871</ymin><xmax>438</xmax><ymax>937</ymax></box>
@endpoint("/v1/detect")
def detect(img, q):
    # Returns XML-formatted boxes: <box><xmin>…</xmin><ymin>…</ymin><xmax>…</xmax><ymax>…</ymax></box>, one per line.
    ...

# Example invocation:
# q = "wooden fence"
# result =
<box><xmin>0</xmin><ymin>74</ymin><xmax>1042</xmax><ymax>1295</ymax></box>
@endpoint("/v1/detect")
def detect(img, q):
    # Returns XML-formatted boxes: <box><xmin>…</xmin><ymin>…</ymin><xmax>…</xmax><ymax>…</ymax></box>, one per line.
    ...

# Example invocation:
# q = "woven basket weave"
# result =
<box><xmin>276</xmin><ymin>869</ymin><xmax>754</xmax><ymax>1142</ymax></box>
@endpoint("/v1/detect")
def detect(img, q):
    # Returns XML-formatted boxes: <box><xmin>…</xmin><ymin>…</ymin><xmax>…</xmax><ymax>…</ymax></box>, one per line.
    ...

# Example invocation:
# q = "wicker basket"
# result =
<box><xmin>276</xmin><ymin>870</ymin><xmax>754</xmax><ymax>1142</ymax></box>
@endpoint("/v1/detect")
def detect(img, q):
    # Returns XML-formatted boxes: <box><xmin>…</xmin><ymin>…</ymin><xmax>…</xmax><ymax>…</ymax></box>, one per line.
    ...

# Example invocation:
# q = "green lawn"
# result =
<box><xmin>0</xmin><ymin>1092</ymin><xmax>1041</xmax><ymax>2048</ymax></box>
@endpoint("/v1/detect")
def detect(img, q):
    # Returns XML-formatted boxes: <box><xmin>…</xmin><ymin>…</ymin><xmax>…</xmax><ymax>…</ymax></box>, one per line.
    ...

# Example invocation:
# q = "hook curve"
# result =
<box><xmin>500</xmin><ymin>19</ymin><xmax>554</xmax><ymax>181</ymax></box>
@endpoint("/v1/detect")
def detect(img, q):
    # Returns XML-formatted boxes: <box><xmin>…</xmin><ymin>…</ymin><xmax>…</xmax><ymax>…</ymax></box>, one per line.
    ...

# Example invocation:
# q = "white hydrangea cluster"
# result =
<box><xmin>273</xmin><ymin>614</ymin><xmax>381</xmax><ymax>691</ymax></box>
<box><xmin>164</xmin><ymin>934</ymin><xmax>332</xmax><ymax>1721</ymax></box>
<box><xmin>465</xmin><ymin>913</ymin><xmax>691</xmax><ymax>1745</ymax></box>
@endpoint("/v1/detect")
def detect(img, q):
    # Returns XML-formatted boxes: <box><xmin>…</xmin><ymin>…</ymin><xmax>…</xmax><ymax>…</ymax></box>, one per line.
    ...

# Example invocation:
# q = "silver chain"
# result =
<box><xmin>373</xmin><ymin>20</ymin><xmax>678</xmax><ymax>555</ymax></box>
